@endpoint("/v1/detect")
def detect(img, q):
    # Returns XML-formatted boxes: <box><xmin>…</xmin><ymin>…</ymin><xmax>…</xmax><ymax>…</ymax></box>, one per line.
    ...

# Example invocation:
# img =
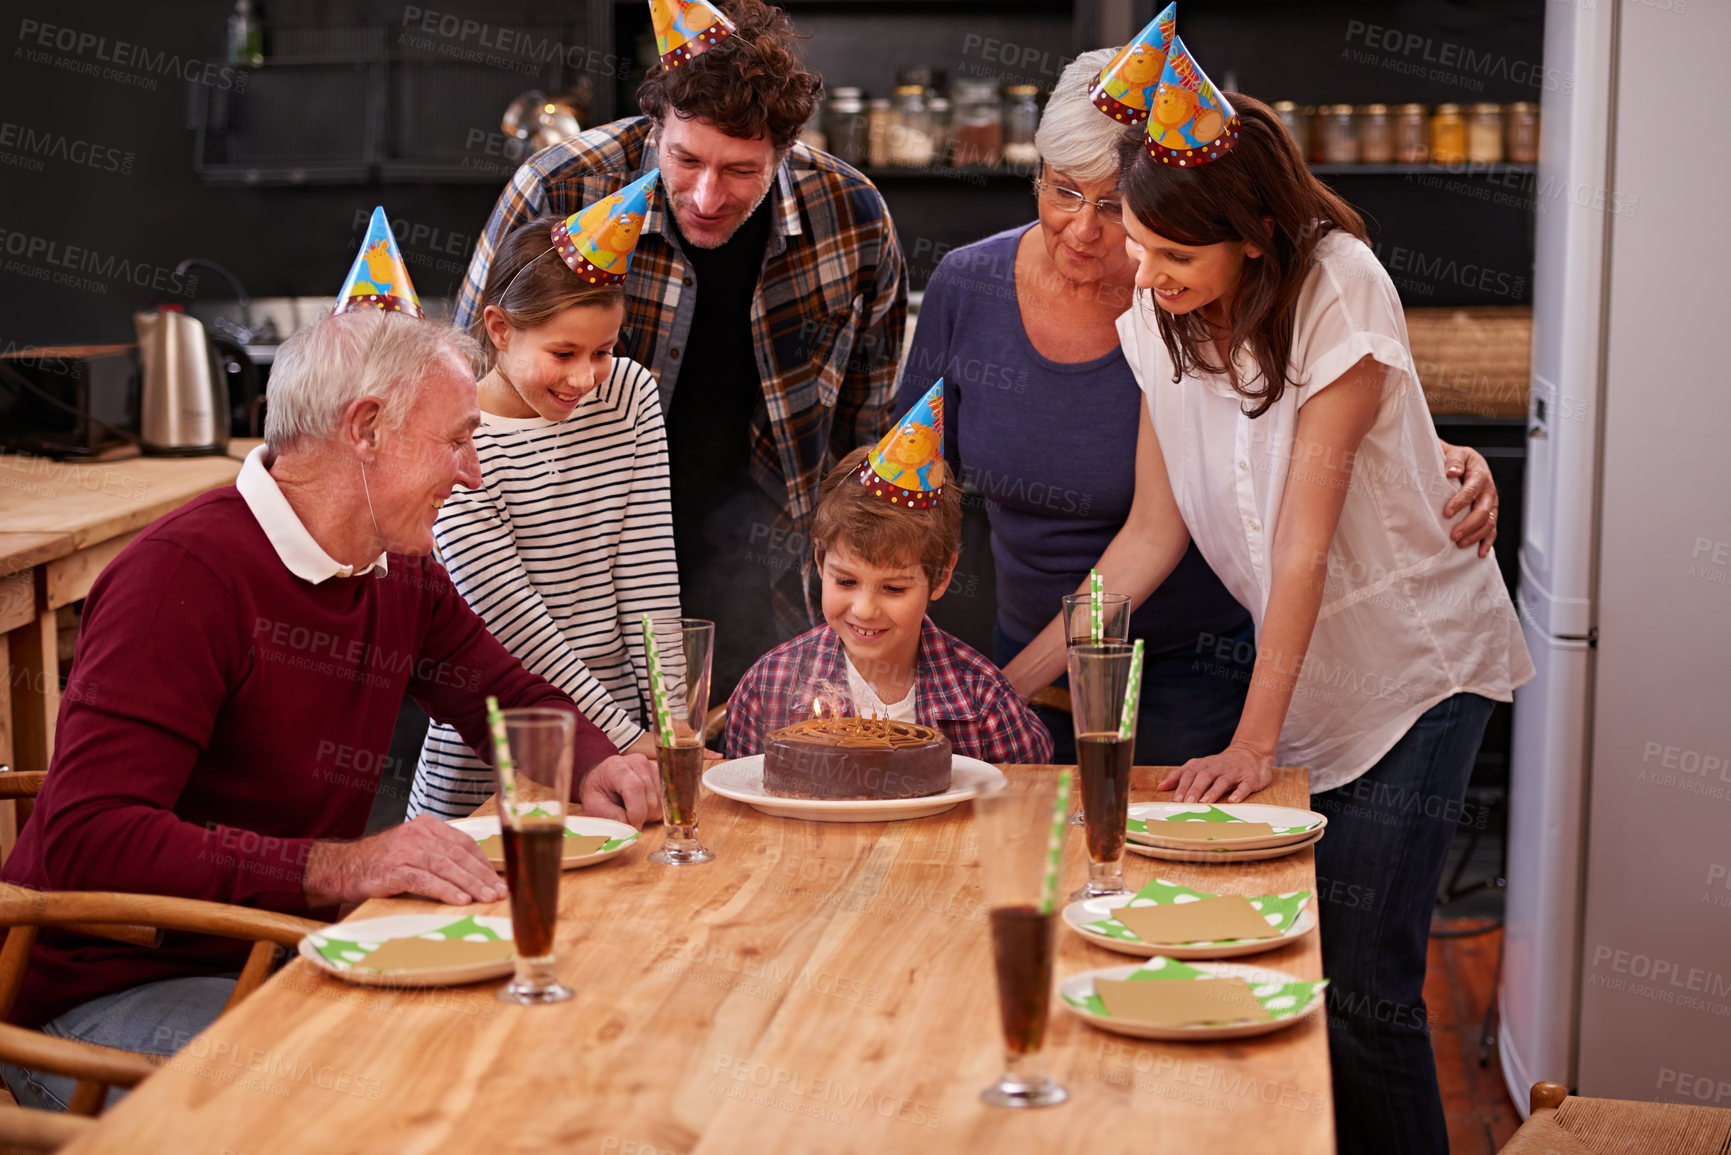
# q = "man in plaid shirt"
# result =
<box><xmin>457</xmin><ymin>0</ymin><xmax>906</xmax><ymax>693</ymax></box>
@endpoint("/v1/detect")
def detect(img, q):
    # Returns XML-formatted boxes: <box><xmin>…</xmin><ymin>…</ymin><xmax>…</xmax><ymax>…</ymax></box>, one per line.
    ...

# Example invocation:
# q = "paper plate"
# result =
<box><xmin>450</xmin><ymin>813</ymin><xmax>638</xmax><ymax>870</ymax></box>
<box><xmin>1058</xmin><ymin>957</ymin><xmax>1328</xmax><ymax>1041</ymax></box>
<box><xmin>702</xmin><ymin>755</ymin><xmax>1005</xmax><ymax>822</ymax></box>
<box><xmin>1125</xmin><ymin>826</ymin><xmax>1323</xmax><ymax>863</ymax></box>
<box><xmin>1126</xmin><ymin>802</ymin><xmax>1327</xmax><ymax>850</ymax></box>
<box><xmin>1062</xmin><ymin>885</ymin><xmax>1315</xmax><ymax>959</ymax></box>
<box><xmin>299</xmin><ymin>913</ymin><xmax>516</xmax><ymax>988</ymax></box>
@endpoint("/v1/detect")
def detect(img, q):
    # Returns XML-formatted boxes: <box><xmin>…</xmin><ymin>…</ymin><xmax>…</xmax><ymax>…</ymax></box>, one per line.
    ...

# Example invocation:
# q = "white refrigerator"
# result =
<box><xmin>1500</xmin><ymin>0</ymin><xmax>1731</xmax><ymax>1113</ymax></box>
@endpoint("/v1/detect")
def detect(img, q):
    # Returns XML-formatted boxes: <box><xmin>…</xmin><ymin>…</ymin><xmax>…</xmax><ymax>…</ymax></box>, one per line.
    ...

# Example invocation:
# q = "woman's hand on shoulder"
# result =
<box><xmin>1157</xmin><ymin>743</ymin><xmax>1274</xmax><ymax>804</ymax></box>
<box><xmin>1440</xmin><ymin>441</ymin><xmax>1500</xmax><ymax>558</ymax></box>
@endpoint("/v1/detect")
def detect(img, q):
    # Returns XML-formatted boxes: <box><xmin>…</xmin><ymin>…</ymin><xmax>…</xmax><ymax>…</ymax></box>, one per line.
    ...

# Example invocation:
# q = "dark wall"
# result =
<box><xmin>1</xmin><ymin>0</ymin><xmax>1544</xmax><ymax>351</ymax></box>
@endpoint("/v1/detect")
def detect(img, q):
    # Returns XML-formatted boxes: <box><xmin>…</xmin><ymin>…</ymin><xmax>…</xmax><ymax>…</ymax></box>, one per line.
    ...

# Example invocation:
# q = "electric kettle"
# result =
<box><xmin>133</xmin><ymin>305</ymin><xmax>231</xmax><ymax>455</ymax></box>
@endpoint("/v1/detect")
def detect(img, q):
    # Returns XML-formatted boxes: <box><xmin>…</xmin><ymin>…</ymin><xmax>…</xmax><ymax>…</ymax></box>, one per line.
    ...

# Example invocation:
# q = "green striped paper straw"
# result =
<box><xmin>640</xmin><ymin>614</ymin><xmax>676</xmax><ymax>745</ymax></box>
<box><xmin>1118</xmin><ymin>638</ymin><xmax>1146</xmax><ymax>741</ymax></box>
<box><xmin>484</xmin><ymin>695</ymin><xmax>518</xmax><ymax>805</ymax></box>
<box><xmin>1088</xmin><ymin>569</ymin><xmax>1103</xmax><ymax>643</ymax></box>
<box><xmin>1039</xmin><ymin>768</ymin><xmax>1074</xmax><ymax>915</ymax></box>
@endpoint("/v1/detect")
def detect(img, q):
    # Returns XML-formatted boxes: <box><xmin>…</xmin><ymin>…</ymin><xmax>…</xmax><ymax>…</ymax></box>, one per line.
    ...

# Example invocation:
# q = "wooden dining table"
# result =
<box><xmin>64</xmin><ymin>766</ymin><xmax>1333</xmax><ymax>1154</ymax></box>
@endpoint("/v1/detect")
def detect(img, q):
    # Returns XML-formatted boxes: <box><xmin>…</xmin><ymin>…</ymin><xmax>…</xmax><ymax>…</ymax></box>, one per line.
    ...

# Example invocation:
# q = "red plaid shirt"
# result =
<box><xmin>724</xmin><ymin>620</ymin><xmax>1054</xmax><ymax>764</ymax></box>
<box><xmin>457</xmin><ymin>118</ymin><xmax>907</xmax><ymax>632</ymax></box>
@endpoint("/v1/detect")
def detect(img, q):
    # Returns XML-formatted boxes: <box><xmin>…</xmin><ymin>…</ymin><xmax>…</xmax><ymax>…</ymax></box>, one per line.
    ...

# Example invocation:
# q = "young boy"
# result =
<box><xmin>724</xmin><ymin>382</ymin><xmax>1053</xmax><ymax>763</ymax></box>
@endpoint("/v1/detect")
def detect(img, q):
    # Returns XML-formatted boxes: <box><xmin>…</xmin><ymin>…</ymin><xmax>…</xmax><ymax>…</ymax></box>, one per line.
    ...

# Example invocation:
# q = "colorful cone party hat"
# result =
<box><xmin>333</xmin><ymin>207</ymin><xmax>423</xmax><ymax>317</ymax></box>
<box><xmin>1089</xmin><ymin>4</ymin><xmax>1176</xmax><ymax>126</ymax></box>
<box><xmin>550</xmin><ymin>170</ymin><xmax>659</xmax><ymax>284</ymax></box>
<box><xmin>858</xmin><ymin>380</ymin><xmax>945</xmax><ymax>509</ymax></box>
<box><xmin>1143</xmin><ymin>35</ymin><xmax>1239</xmax><ymax>166</ymax></box>
<box><xmin>648</xmin><ymin>0</ymin><xmax>736</xmax><ymax>69</ymax></box>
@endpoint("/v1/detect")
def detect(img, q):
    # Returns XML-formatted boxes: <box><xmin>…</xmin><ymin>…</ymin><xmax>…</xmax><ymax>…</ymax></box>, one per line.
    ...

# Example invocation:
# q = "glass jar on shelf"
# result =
<box><xmin>928</xmin><ymin>95</ymin><xmax>952</xmax><ymax>166</ymax></box>
<box><xmin>824</xmin><ymin>87</ymin><xmax>869</xmax><ymax>169</ymax></box>
<box><xmin>1394</xmin><ymin>103</ymin><xmax>1429</xmax><ymax>163</ymax></box>
<box><xmin>1467</xmin><ymin>103</ymin><xmax>1504</xmax><ymax>164</ymax></box>
<box><xmin>866</xmin><ymin>98</ymin><xmax>894</xmax><ymax>168</ymax></box>
<box><xmin>1357</xmin><ymin>103</ymin><xmax>1392</xmax><ymax>164</ymax></box>
<box><xmin>1305</xmin><ymin>105</ymin><xmax>1326</xmax><ymax>163</ymax></box>
<box><xmin>951</xmin><ymin>77</ymin><xmax>1001</xmax><ymax>167</ymax></box>
<box><xmin>1272</xmin><ymin>101</ymin><xmax>1308</xmax><ymax>152</ymax></box>
<box><xmin>1505</xmin><ymin>101</ymin><xmax>1539</xmax><ymax>164</ymax></box>
<box><xmin>1431</xmin><ymin>103</ymin><xmax>1466</xmax><ymax>165</ymax></box>
<box><xmin>1320</xmin><ymin>104</ymin><xmax>1358</xmax><ymax>164</ymax></box>
<box><xmin>1002</xmin><ymin>84</ymin><xmax>1041</xmax><ymax>167</ymax></box>
<box><xmin>888</xmin><ymin>84</ymin><xmax>935</xmax><ymax>167</ymax></box>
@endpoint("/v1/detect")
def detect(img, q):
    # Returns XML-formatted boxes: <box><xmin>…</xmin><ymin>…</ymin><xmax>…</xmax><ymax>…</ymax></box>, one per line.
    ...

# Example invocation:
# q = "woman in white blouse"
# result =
<box><xmin>1007</xmin><ymin>95</ymin><xmax>1534</xmax><ymax>1153</ymax></box>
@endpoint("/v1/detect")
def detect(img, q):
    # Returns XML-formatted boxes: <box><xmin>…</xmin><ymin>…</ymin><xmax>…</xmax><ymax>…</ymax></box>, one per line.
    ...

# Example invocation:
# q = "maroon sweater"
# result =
<box><xmin>3</xmin><ymin>487</ymin><xmax>616</xmax><ymax>1026</ymax></box>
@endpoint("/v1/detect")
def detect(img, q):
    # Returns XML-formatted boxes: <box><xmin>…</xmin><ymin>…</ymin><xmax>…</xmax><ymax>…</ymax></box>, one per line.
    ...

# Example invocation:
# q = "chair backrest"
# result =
<box><xmin>0</xmin><ymin>766</ymin><xmax>47</xmax><ymax>801</ymax></box>
<box><xmin>0</xmin><ymin>1102</ymin><xmax>94</xmax><ymax>1151</ymax></box>
<box><xmin>0</xmin><ymin>889</ymin><xmax>325</xmax><ymax>1022</ymax></box>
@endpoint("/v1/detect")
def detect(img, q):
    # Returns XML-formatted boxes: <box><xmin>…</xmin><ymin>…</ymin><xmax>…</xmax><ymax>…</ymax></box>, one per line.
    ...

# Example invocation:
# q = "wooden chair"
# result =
<box><xmin>0</xmin><ymin>766</ymin><xmax>47</xmax><ymax>868</ymax></box>
<box><xmin>0</xmin><ymin>1103</ymin><xmax>93</xmax><ymax>1152</ymax></box>
<box><xmin>0</xmin><ymin>891</ymin><xmax>324</xmax><ymax>1116</ymax></box>
<box><xmin>1500</xmin><ymin>1080</ymin><xmax>1731</xmax><ymax>1154</ymax></box>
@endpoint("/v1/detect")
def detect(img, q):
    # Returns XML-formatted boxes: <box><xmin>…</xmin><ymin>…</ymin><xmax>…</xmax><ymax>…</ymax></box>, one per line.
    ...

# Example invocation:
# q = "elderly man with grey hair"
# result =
<box><xmin>0</xmin><ymin>309</ymin><xmax>660</xmax><ymax>1113</ymax></box>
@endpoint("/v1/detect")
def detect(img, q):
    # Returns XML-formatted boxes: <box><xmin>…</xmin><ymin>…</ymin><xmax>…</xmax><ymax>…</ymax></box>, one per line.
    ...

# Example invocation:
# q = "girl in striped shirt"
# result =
<box><xmin>411</xmin><ymin>192</ymin><xmax>677</xmax><ymax>819</ymax></box>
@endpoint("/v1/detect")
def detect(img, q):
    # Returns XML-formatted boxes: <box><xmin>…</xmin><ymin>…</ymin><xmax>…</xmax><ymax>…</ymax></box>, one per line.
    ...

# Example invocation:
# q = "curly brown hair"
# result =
<box><xmin>636</xmin><ymin>0</ymin><xmax>822</xmax><ymax>152</ymax></box>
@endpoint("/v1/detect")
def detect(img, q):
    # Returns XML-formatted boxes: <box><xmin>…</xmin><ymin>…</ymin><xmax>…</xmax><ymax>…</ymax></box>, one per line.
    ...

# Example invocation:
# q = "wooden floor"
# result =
<box><xmin>1429</xmin><ymin>920</ymin><xmax>1524</xmax><ymax>1154</ymax></box>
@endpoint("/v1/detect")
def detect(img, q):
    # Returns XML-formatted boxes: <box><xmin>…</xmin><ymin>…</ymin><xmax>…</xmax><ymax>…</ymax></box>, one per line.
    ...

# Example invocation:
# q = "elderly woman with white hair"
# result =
<box><xmin>0</xmin><ymin>309</ymin><xmax>659</xmax><ymax>1113</ymax></box>
<box><xmin>895</xmin><ymin>48</ymin><xmax>1502</xmax><ymax>761</ymax></box>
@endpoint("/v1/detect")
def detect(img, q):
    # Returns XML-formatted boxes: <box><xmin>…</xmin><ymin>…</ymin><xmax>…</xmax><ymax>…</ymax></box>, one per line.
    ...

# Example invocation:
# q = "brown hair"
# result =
<box><xmin>812</xmin><ymin>447</ymin><xmax>962</xmax><ymax>594</ymax></box>
<box><xmin>1118</xmin><ymin>93</ymin><xmax>1369</xmax><ymax>417</ymax></box>
<box><xmin>470</xmin><ymin>215</ymin><xmax>625</xmax><ymax>370</ymax></box>
<box><xmin>636</xmin><ymin>0</ymin><xmax>821</xmax><ymax>153</ymax></box>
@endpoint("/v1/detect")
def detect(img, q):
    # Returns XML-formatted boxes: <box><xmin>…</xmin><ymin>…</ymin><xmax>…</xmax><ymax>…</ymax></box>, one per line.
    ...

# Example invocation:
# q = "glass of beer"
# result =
<box><xmin>646</xmin><ymin>616</ymin><xmax>716</xmax><ymax>866</ymax></box>
<box><xmin>1059</xmin><ymin>592</ymin><xmax>1131</xmax><ymax>826</ymax></box>
<box><xmin>1060</xmin><ymin>591</ymin><xmax>1131</xmax><ymax>649</ymax></box>
<box><xmin>1068</xmin><ymin>642</ymin><xmax>1136</xmax><ymax>900</ymax></box>
<box><xmin>494</xmin><ymin>707</ymin><xmax>576</xmax><ymax>1005</ymax></box>
<box><xmin>973</xmin><ymin>777</ymin><xmax>1068</xmax><ymax>1109</ymax></box>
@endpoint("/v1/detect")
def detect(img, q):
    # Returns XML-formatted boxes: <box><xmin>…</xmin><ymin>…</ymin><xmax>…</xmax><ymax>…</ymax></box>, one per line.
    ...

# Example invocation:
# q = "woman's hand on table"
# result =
<box><xmin>304</xmin><ymin>815</ymin><xmax>507</xmax><ymax>907</ymax></box>
<box><xmin>1158</xmin><ymin>744</ymin><xmax>1275</xmax><ymax>804</ymax></box>
<box><xmin>580</xmin><ymin>753</ymin><xmax>663</xmax><ymax>828</ymax></box>
<box><xmin>1439</xmin><ymin>441</ymin><xmax>1500</xmax><ymax>558</ymax></box>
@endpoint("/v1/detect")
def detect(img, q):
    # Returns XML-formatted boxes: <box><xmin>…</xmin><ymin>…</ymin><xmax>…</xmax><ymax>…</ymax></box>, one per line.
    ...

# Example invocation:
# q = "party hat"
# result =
<box><xmin>648</xmin><ymin>0</ymin><xmax>736</xmax><ymax>69</ymax></box>
<box><xmin>550</xmin><ymin>169</ymin><xmax>659</xmax><ymax>284</ymax></box>
<box><xmin>1089</xmin><ymin>4</ymin><xmax>1176</xmax><ymax>126</ymax></box>
<box><xmin>1143</xmin><ymin>35</ymin><xmax>1239</xmax><ymax>166</ymax></box>
<box><xmin>333</xmin><ymin>207</ymin><xmax>423</xmax><ymax>317</ymax></box>
<box><xmin>858</xmin><ymin>380</ymin><xmax>945</xmax><ymax>509</ymax></box>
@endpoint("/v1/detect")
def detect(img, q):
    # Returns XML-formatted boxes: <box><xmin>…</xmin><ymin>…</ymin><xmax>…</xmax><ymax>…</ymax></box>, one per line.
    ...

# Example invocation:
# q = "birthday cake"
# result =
<box><xmin>762</xmin><ymin>717</ymin><xmax>952</xmax><ymax>801</ymax></box>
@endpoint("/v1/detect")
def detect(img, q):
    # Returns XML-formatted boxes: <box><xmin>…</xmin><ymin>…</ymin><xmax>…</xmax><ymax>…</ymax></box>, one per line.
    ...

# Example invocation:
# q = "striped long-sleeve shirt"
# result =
<box><xmin>409</xmin><ymin>357</ymin><xmax>679</xmax><ymax>819</ymax></box>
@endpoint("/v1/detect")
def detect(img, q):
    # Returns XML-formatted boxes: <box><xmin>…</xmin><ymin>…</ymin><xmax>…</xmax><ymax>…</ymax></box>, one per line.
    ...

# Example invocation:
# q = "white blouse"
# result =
<box><xmin>1119</xmin><ymin>230</ymin><xmax>1534</xmax><ymax>793</ymax></box>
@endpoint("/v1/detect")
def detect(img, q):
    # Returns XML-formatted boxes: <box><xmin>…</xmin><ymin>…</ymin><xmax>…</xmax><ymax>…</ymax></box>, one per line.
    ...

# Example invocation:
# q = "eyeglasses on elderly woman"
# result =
<box><xmin>1032</xmin><ymin>178</ymin><xmax>1124</xmax><ymax>224</ymax></box>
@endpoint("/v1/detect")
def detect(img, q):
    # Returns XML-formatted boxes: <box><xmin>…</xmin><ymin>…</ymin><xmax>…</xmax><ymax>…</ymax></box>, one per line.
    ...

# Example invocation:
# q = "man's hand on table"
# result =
<box><xmin>1158</xmin><ymin>744</ymin><xmax>1275</xmax><ymax>804</ymax></box>
<box><xmin>1440</xmin><ymin>441</ymin><xmax>1500</xmax><ymax>558</ymax></box>
<box><xmin>580</xmin><ymin>753</ymin><xmax>663</xmax><ymax>827</ymax></box>
<box><xmin>304</xmin><ymin>816</ymin><xmax>507</xmax><ymax>907</ymax></box>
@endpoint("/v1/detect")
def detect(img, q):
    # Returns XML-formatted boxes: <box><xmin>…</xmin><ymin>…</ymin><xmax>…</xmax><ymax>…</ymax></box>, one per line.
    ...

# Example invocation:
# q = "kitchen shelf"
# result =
<box><xmin>1310</xmin><ymin>163</ymin><xmax>1536</xmax><ymax>177</ymax></box>
<box><xmin>859</xmin><ymin>164</ymin><xmax>1037</xmax><ymax>182</ymax></box>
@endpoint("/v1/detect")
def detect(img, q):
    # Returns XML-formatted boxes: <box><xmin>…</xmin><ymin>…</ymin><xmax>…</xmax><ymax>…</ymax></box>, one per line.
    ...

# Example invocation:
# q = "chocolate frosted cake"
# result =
<box><xmin>762</xmin><ymin>717</ymin><xmax>952</xmax><ymax>801</ymax></box>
